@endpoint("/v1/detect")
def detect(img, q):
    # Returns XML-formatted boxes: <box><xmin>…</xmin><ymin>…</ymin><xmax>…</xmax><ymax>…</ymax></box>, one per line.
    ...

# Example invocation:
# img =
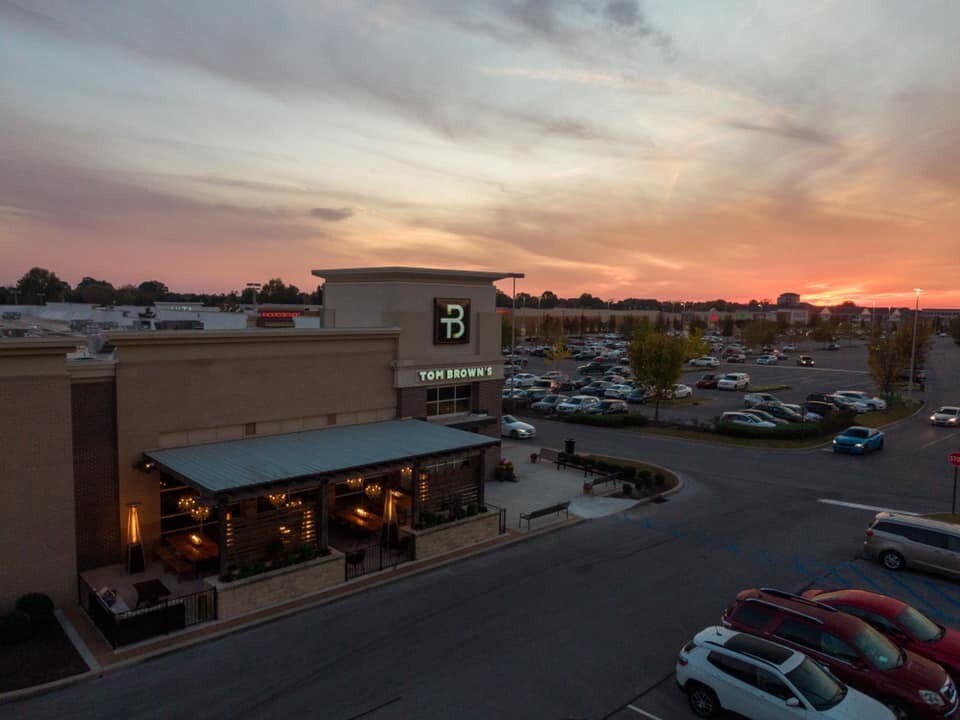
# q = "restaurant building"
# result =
<box><xmin>0</xmin><ymin>267</ymin><xmax>514</xmax><ymax>644</ymax></box>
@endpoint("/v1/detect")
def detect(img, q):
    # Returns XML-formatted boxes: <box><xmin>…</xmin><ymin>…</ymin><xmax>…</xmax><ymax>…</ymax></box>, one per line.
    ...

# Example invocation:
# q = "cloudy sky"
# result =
<box><xmin>2</xmin><ymin>0</ymin><xmax>959</xmax><ymax>306</ymax></box>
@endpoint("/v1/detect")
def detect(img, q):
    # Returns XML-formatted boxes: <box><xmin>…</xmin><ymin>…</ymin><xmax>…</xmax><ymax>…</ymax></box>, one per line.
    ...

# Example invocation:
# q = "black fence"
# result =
<box><xmin>79</xmin><ymin>575</ymin><xmax>217</xmax><ymax>648</ymax></box>
<box><xmin>344</xmin><ymin>534</ymin><xmax>415</xmax><ymax>581</ymax></box>
<box><xmin>485</xmin><ymin>503</ymin><xmax>507</xmax><ymax>534</ymax></box>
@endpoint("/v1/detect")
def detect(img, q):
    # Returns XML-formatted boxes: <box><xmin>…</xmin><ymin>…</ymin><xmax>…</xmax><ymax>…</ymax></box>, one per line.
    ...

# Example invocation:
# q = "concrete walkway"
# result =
<box><xmin>486</xmin><ymin>440</ymin><xmax>637</xmax><ymax>531</ymax></box>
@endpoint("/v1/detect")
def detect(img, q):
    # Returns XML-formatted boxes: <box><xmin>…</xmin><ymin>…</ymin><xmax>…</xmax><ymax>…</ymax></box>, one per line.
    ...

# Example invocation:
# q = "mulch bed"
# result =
<box><xmin>0</xmin><ymin>619</ymin><xmax>89</xmax><ymax>693</ymax></box>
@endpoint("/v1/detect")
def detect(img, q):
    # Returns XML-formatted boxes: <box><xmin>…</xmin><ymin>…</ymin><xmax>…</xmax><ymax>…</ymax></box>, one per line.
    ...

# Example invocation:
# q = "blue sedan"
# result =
<box><xmin>833</xmin><ymin>426</ymin><xmax>884</xmax><ymax>454</ymax></box>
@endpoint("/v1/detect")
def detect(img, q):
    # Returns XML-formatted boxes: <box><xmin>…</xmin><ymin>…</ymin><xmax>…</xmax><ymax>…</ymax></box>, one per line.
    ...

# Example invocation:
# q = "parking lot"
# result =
<box><xmin>515</xmin><ymin>341</ymin><xmax>888</xmax><ymax>425</ymax></box>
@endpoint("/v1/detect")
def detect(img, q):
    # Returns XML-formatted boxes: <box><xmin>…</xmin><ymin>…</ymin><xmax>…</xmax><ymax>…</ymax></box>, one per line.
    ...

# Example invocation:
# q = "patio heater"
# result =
<box><xmin>126</xmin><ymin>502</ymin><xmax>145</xmax><ymax>574</ymax></box>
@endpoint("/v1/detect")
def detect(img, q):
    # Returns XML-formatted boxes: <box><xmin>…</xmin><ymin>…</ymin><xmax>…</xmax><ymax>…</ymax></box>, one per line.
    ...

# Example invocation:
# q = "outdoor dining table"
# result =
<box><xmin>165</xmin><ymin>531</ymin><xmax>219</xmax><ymax>572</ymax></box>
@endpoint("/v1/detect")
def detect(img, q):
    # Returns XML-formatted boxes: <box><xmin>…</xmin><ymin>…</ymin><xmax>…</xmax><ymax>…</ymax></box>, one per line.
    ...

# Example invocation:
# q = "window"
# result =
<box><xmin>820</xmin><ymin>632</ymin><xmax>860</xmax><ymax>663</ymax></box>
<box><xmin>756</xmin><ymin>668</ymin><xmax>794</xmax><ymax>700</ymax></box>
<box><xmin>426</xmin><ymin>384</ymin><xmax>472</xmax><ymax>416</ymax></box>
<box><xmin>947</xmin><ymin>534</ymin><xmax>960</xmax><ymax>553</ymax></box>
<box><xmin>774</xmin><ymin>619</ymin><xmax>821</xmax><ymax>651</ymax></box>
<box><xmin>706</xmin><ymin>652</ymin><xmax>756</xmax><ymax>685</ymax></box>
<box><xmin>900</xmin><ymin>526</ymin><xmax>948</xmax><ymax>548</ymax></box>
<box><xmin>836</xmin><ymin>605</ymin><xmax>900</xmax><ymax>636</ymax></box>
<box><xmin>733</xmin><ymin>603</ymin><xmax>776</xmax><ymax>630</ymax></box>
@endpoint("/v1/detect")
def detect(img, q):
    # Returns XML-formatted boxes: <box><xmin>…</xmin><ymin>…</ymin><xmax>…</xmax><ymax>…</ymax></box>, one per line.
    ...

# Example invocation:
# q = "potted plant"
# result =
<box><xmin>495</xmin><ymin>459</ymin><xmax>516</xmax><ymax>482</ymax></box>
<box><xmin>530</xmin><ymin>452</ymin><xmax>539</xmax><ymax>463</ymax></box>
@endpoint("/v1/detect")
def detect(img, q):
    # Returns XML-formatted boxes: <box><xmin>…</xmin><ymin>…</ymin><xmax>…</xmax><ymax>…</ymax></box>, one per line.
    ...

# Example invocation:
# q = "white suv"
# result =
<box><xmin>555</xmin><ymin>395</ymin><xmax>601</xmax><ymax>415</ymax></box>
<box><xmin>717</xmin><ymin>372</ymin><xmax>750</xmax><ymax>391</ymax></box>
<box><xmin>834</xmin><ymin>390</ymin><xmax>886</xmax><ymax>411</ymax></box>
<box><xmin>676</xmin><ymin>626</ymin><xmax>894</xmax><ymax>719</ymax></box>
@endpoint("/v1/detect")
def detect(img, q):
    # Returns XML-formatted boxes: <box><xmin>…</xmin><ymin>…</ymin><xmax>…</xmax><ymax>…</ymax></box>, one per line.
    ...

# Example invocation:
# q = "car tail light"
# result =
<box><xmin>866</xmin><ymin>529</ymin><xmax>874</xmax><ymax>537</ymax></box>
<box><xmin>677</xmin><ymin>656</ymin><xmax>688</xmax><ymax>666</ymax></box>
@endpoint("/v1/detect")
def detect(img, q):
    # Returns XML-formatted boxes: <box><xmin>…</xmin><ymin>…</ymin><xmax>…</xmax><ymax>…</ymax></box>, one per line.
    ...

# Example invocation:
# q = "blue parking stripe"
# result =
<box><xmin>837</xmin><ymin>562</ymin><xmax>887</xmax><ymax>593</ymax></box>
<box><xmin>918</xmin><ymin>578</ymin><xmax>960</xmax><ymax>610</ymax></box>
<box><xmin>864</xmin><ymin>568</ymin><xmax>949</xmax><ymax>619</ymax></box>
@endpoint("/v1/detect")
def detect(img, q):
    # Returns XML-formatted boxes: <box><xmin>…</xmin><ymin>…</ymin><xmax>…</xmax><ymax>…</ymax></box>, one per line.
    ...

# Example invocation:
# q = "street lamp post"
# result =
<box><xmin>907</xmin><ymin>288</ymin><xmax>922</xmax><ymax>404</ymax></box>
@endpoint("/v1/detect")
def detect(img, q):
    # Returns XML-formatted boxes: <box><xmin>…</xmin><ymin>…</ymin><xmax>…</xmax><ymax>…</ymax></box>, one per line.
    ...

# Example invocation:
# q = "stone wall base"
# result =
<box><xmin>407</xmin><ymin>511</ymin><xmax>502</xmax><ymax>562</ymax></box>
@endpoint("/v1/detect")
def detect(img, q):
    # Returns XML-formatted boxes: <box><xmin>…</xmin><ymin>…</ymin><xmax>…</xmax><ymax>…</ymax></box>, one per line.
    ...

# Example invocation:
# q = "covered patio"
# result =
<box><xmin>142</xmin><ymin>419</ymin><xmax>499</xmax><ymax>585</ymax></box>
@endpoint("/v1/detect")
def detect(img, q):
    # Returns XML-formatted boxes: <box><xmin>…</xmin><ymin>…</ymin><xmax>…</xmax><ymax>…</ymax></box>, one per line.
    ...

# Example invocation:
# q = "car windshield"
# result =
<box><xmin>502</xmin><ymin>415</ymin><xmax>517</xmax><ymax>423</ymax></box>
<box><xmin>723</xmin><ymin>374</ymin><xmax>738</xmax><ymax>380</ymax></box>
<box><xmin>786</xmin><ymin>657</ymin><xmax>846</xmax><ymax>710</ymax></box>
<box><xmin>851</xmin><ymin>625</ymin><xmax>904</xmax><ymax>670</ymax></box>
<box><xmin>897</xmin><ymin>605</ymin><xmax>944</xmax><ymax>642</ymax></box>
<box><xmin>844</xmin><ymin>428</ymin><xmax>869</xmax><ymax>439</ymax></box>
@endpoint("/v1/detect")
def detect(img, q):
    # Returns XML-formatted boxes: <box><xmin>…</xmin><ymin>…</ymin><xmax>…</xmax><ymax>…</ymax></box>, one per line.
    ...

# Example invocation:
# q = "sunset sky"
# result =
<box><xmin>1</xmin><ymin>1</ymin><xmax>959</xmax><ymax>307</ymax></box>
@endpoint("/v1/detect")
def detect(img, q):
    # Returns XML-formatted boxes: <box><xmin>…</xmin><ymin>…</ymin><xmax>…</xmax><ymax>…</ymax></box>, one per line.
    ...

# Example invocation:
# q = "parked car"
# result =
<box><xmin>578</xmin><ymin>362</ymin><xmax>614</xmax><ymax>376</ymax></box>
<box><xmin>555</xmin><ymin>395</ymin><xmax>602</xmax><ymax>415</ymax></box>
<box><xmin>717</xmin><ymin>372</ymin><xmax>750</xmax><ymax>391</ymax></box>
<box><xmin>625</xmin><ymin>388</ymin><xmax>649</xmax><ymax>404</ymax></box>
<box><xmin>864</xmin><ymin>512</ymin><xmax>960</xmax><ymax>579</ymax></box>
<box><xmin>719</xmin><ymin>411</ymin><xmax>776</xmax><ymax>429</ymax></box>
<box><xmin>672</xmin><ymin>384</ymin><xmax>693</xmax><ymax>399</ymax></box>
<box><xmin>540</xmin><ymin>370</ymin><xmax>564</xmax><ymax>380</ymax></box>
<box><xmin>827</xmin><ymin>394</ymin><xmax>871</xmax><ymax>414</ymax></box>
<box><xmin>530</xmin><ymin>394</ymin><xmax>568</xmax><ymax>414</ymax></box>
<box><xmin>804</xmin><ymin>400</ymin><xmax>838</xmax><ymax>418</ymax></box>
<box><xmin>756</xmin><ymin>402</ymin><xmax>805</xmax><ymax>424</ymax></box>
<box><xmin>504</xmin><ymin>355</ymin><xmax>528</xmax><ymax>367</ymax></box>
<box><xmin>581</xmin><ymin>380</ymin><xmax>612</xmax><ymax>395</ymax></box>
<box><xmin>726</xmin><ymin>353</ymin><xmax>747</xmax><ymax>363</ymax></box>
<box><xmin>826</xmin><ymin>342</ymin><xmax>840</xmax><ymax>351</ymax></box>
<box><xmin>505</xmin><ymin>373</ymin><xmax>539</xmax><ymax>388</ymax></box>
<box><xmin>695</xmin><ymin>373</ymin><xmax>720</xmax><ymax>389</ymax></box>
<box><xmin>801</xmin><ymin>588</ymin><xmax>960</xmax><ymax>682</ymax></box>
<box><xmin>501</xmin><ymin>415</ymin><xmax>536</xmax><ymax>439</ymax></box>
<box><xmin>782</xmin><ymin>403</ymin><xmax>822</xmax><ymax>422</ymax></box>
<box><xmin>744</xmin><ymin>392</ymin><xmax>781</xmax><ymax>408</ymax></box>
<box><xmin>690</xmin><ymin>356</ymin><xmax>720</xmax><ymax>368</ymax></box>
<box><xmin>807</xmin><ymin>393</ymin><xmax>844</xmax><ymax>408</ymax></box>
<box><xmin>590</xmin><ymin>399</ymin><xmax>628</xmax><ymax>415</ymax></box>
<box><xmin>930</xmin><ymin>406</ymin><xmax>960</xmax><ymax>427</ymax></box>
<box><xmin>833</xmin><ymin>426</ymin><xmax>884</xmax><ymax>454</ymax></box>
<box><xmin>742</xmin><ymin>408</ymin><xmax>788</xmax><ymax>425</ymax></box>
<box><xmin>782</xmin><ymin>343</ymin><xmax>798</xmax><ymax>352</ymax></box>
<box><xmin>797</xmin><ymin>355</ymin><xmax>816</xmax><ymax>366</ymax></box>
<box><xmin>900</xmin><ymin>368</ymin><xmax>929</xmax><ymax>383</ymax></box>
<box><xmin>501</xmin><ymin>388</ymin><xmax>529</xmax><ymax>401</ymax></box>
<box><xmin>835</xmin><ymin>391</ymin><xmax>887</xmax><ymax>411</ymax></box>
<box><xmin>604</xmin><ymin>384</ymin><xmax>634</xmax><ymax>399</ymax></box>
<box><xmin>722</xmin><ymin>587</ymin><xmax>957</xmax><ymax>720</ymax></box>
<box><xmin>676</xmin><ymin>625</ymin><xmax>895</xmax><ymax>720</ymax></box>
<box><xmin>756</xmin><ymin>354</ymin><xmax>779</xmax><ymax>365</ymax></box>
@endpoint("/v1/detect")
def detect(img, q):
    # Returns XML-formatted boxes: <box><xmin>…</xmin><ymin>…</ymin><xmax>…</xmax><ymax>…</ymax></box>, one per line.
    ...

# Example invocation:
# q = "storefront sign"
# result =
<box><xmin>418</xmin><ymin>366</ymin><xmax>493</xmax><ymax>382</ymax></box>
<box><xmin>259</xmin><ymin>311</ymin><xmax>301</xmax><ymax>319</ymax></box>
<box><xmin>434</xmin><ymin>298</ymin><xmax>470</xmax><ymax>345</ymax></box>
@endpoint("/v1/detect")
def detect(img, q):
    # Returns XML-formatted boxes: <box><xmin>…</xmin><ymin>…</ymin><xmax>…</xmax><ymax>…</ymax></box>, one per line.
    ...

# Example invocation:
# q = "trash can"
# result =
<box><xmin>564</xmin><ymin>438</ymin><xmax>576</xmax><ymax>455</ymax></box>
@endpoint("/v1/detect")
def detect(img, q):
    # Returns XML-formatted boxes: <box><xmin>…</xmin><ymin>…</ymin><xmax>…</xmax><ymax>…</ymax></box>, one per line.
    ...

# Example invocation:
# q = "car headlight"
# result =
<box><xmin>919</xmin><ymin>689</ymin><xmax>946</xmax><ymax>706</ymax></box>
<box><xmin>855</xmin><ymin>443</ymin><xmax>864</xmax><ymax>448</ymax></box>
<box><xmin>951</xmin><ymin>418</ymin><xmax>958</xmax><ymax>424</ymax></box>
<box><xmin>832</xmin><ymin>439</ymin><xmax>838</xmax><ymax>444</ymax></box>
<box><xmin>931</xmin><ymin>415</ymin><xmax>938</xmax><ymax>421</ymax></box>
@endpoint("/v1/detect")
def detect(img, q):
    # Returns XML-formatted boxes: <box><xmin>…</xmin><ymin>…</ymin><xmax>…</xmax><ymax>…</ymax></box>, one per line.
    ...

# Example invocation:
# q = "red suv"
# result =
<box><xmin>723</xmin><ymin>587</ymin><xmax>958</xmax><ymax>719</ymax></box>
<box><xmin>802</xmin><ymin>588</ymin><xmax>960</xmax><ymax>684</ymax></box>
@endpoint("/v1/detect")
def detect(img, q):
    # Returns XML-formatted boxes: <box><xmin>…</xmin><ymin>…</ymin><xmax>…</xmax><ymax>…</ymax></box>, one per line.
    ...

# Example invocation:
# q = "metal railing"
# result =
<box><xmin>78</xmin><ymin>575</ymin><xmax>217</xmax><ymax>648</ymax></box>
<box><xmin>484</xmin><ymin>502</ymin><xmax>507</xmax><ymax>534</ymax></box>
<box><xmin>343</xmin><ymin>533</ymin><xmax>415</xmax><ymax>581</ymax></box>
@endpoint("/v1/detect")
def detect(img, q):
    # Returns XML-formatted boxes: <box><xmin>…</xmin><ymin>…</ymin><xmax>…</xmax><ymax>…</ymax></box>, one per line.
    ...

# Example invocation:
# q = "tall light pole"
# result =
<box><xmin>907</xmin><ymin>288</ymin><xmax>922</xmax><ymax>404</ymax></box>
<box><xmin>246</xmin><ymin>282</ymin><xmax>261</xmax><ymax>311</ymax></box>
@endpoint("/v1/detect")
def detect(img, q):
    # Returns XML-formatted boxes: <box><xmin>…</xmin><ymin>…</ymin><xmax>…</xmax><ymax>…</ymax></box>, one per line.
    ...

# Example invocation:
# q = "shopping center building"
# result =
<box><xmin>0</xmin><ymin>267</ymin><xmax>515</xmax><ymax>644</ymax></box>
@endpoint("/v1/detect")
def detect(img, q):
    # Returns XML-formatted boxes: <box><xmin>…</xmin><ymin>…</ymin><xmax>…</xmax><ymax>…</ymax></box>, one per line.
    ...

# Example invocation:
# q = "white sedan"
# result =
<box><xmin>501</xmin><ymin>415</ymin><xmax>536</xmax><ymax>439</ymax></box>
<box><xmin>604</xmin><ymin>384</ymin><xmax>635</xmax><ymax>399</ymax></box>
<box><xmin>835</xmin><ymin>390</ymin><xmax>886</xmax><ymax>411</ymax></box>
<box><xmin>690</xmin><ymin>356</ymin><xmax>720</xmax><ymax>367</ymax></box>
<box><xmin>672</xmin><ymin>384</ymin><xmax>693</xmax><ymax>399</ymax></box>
<box><xmin>930</xmin><ymin>406</ymin><xmax>960</xmax><ymax>426</ymax></box>
<box><xmin>505</xmin><ymin>373</ymin><xmax>539</xmax><ymax>388</ymax></box>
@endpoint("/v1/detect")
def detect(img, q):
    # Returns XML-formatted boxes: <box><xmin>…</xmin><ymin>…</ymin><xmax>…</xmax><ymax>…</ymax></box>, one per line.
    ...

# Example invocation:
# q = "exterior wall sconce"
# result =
<box><xmin>135</xmin><ymin>458</ymin><xmax>157</xmax><ymax>472</ymax></box>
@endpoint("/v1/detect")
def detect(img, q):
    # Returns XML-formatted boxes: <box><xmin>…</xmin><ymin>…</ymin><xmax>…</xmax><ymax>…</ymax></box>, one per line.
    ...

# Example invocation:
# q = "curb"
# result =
<box><xmin>1</xmin><ymin>515</ymin><xmax>586</xmax><ymax>706</ymax></box>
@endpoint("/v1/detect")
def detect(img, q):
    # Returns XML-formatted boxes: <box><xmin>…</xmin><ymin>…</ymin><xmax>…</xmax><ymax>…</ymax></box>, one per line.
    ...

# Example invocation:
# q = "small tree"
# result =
<box><xmin>868</xmin><ymin>330</ymin><xmax>904</xmax><ymax>396</ymax></box>
<box><xmin>629</xmin><ymin>327</ymin><xmax>689</xmax><ymax>421</ymax></box>
<box><xmin>544</xmin><ymin>337</ymin><xmax>571</xmax><ymax>365</ymax></box>
<box><xmin>811</xmin><ymin>319</ymin><xmax>835</xmax><ymax>347</ymax></box>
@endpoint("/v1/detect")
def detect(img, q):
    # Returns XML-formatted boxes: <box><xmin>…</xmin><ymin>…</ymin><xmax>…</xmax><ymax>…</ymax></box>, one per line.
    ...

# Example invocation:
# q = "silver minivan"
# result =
<box><xmin>864</xmin><ymin>512</ymin><xmax>960</xmax><ymax>578</ymax></box>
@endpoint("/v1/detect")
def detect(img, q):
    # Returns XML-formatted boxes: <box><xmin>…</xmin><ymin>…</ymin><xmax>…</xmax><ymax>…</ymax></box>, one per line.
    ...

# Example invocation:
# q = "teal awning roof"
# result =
<box><xmin>145</xmin><ymin>419</ymin><xmax>497</xmax><ymax>496</ymax></box>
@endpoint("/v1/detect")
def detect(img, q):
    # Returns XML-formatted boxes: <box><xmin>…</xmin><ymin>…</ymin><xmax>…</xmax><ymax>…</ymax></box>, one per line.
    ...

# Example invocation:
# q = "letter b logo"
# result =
<box><xmin>434</xmin><ymin>298</ymin><xmax>470</xmax><ymax>344</ymax></box>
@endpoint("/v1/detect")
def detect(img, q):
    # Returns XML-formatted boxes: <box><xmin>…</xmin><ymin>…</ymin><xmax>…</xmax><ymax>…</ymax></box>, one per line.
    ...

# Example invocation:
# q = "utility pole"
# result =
<box><xmin>907</xmin><ymin>288</ymin><xmax>922</xmax><ymax>404</ymax></box>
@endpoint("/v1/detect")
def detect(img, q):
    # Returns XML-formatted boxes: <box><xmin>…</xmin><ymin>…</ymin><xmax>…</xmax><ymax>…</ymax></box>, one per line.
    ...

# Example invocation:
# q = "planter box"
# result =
<box><xmin>407</xmin><ymin>511</ymin><xmax>502</xmax><ymax>562</ymax></box>
<box><xmin>210</xmin><ymin>551</ymin><xmax>344</xmax><ymax>620</ymax></box>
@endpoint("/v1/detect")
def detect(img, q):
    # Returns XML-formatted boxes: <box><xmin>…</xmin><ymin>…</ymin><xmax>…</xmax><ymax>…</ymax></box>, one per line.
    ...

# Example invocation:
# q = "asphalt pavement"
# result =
<box><xmin>5</xmin><ymin>338</ymin><xmax>959</xmax><ymax>720</ymax></box>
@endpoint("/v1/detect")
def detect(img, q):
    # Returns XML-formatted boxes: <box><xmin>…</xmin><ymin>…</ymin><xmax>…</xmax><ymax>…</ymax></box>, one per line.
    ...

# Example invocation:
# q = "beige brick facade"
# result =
<box><xmin>407</xmin><ymin>511</ymin><xmax>502</xmax><ymax>562</ymax></box>
<box><xmin>211</xmin><ymin>551</ymin><xmax>345</xmax><ymax>620</ymax></box>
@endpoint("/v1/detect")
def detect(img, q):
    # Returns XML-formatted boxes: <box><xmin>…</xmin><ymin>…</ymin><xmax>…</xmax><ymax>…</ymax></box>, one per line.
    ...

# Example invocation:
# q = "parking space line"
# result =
<box><xmin>920</xmin><ymin>432</ymin><xmax>960</xmax><ymax>449</ymax></box>
<box><xmin>817</xmin><ymin>499</ymin><xmax>918</xmax><ymax>515</ymax></box>
<box><xmin>627</xmin><ymin>705</ymin><xmax>665</xmax><ymax>719</ymax></box>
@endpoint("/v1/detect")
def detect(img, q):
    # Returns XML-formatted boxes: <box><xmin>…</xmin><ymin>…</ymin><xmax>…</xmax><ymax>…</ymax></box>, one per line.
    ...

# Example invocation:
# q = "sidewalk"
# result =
<box><xmin>487</xmin><ymin>441</ymin><xmax>638</xmax><ymax>531</ymax></box>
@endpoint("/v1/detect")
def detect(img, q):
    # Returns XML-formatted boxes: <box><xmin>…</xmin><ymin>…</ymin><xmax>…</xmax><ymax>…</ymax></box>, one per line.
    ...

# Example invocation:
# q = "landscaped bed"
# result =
<box><xmin>0</xmin><ymin>618</ymin><xmax>88</xmax><ymax>692</ymax></box>
<box><xmin>579</xmin><ymin>454</ymin><xmax>679</xmax><ymax>499</ymax></box>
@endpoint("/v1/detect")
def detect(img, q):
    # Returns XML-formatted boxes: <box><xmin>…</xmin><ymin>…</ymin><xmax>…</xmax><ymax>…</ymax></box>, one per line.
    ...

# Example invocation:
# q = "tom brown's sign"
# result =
<box><xmin>434</xmin><ymin>298</ymin><xmax>470</xmax><ymax>344</ymax></box>
<box><xmin>417</xmin><ymin>366</ymin><xmax>493</xmax><ymax>382</ymax></box>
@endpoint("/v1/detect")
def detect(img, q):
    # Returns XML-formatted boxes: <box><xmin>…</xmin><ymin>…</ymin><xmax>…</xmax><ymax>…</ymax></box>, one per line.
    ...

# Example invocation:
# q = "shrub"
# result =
<box><xmin>654</xmin><ymin>473</ymin><xmax>666</xmax><ymax>487</ymax></box>
<box><xmin>0</xmin><ymin>610</ymin><xmax>33</xmax><ymax>644</ymax></box>
<box><xmin>16</xmin><ymin>593</ymin><xmax>55</xmax><ymax>628</ymax></box>
<box><xmin>466</xmin><ymin>502</ymin><xmax>479</xmax><ymax>516</ymax></box>
<box><xmin>622</xmin><ymin>482</ymin><xmax>634</xmax><ymax>496</ymax></box>
<box><xmin>637</xmin><ymin>470</ymin><xmax>653</xmax><ymax>489</ymax></box>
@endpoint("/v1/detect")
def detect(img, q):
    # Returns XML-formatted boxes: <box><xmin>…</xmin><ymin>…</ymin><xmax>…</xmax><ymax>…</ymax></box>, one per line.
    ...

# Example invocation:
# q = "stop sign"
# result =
<box><xmin>951</xmin><ymin>452</ymin><xmax>960</xmax><ymax>468</ymax></box>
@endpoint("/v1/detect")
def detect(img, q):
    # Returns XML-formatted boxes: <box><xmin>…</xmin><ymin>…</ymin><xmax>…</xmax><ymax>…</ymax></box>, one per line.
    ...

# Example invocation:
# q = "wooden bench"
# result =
<box><xmin>519</xmin><ymin>501</ymin><xmax>571</xmax><ymax>530</ymax></box>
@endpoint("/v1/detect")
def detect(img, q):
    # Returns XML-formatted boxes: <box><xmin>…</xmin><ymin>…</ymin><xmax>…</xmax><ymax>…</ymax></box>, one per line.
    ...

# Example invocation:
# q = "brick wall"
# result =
<box><xmin>408</xmin><ymin>511</ymin><xmax>502</xmax><ymax>562</ymax></box>
<box><xmin>397</xmin><ymin>386</ymin><xmax>426</xmax><ymax>418</ymax></box>
<box><xmin>72</xmin><ymin>381</ymin><xmax>121</xmax><ymax>571</ymax></box>
<box><xmin>211</xmin><ymin>551</ymin><xmax>345</xmax><ymax>620</ymax></box>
